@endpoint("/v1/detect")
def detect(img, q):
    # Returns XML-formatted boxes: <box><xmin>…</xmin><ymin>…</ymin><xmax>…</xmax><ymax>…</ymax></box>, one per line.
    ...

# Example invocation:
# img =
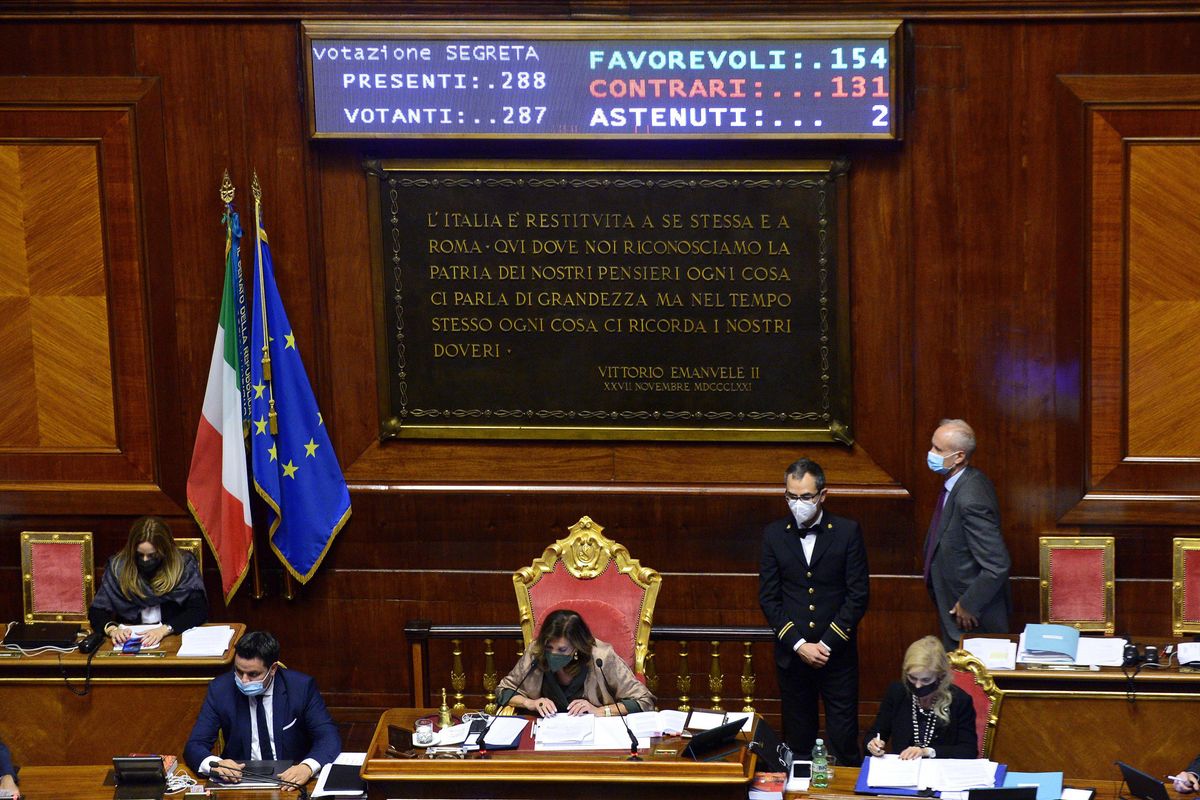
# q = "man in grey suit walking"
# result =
<box><xmin>923</xmin><ymin>419</ymin><xmax>1012</xmax><ymax>648</ymax></box>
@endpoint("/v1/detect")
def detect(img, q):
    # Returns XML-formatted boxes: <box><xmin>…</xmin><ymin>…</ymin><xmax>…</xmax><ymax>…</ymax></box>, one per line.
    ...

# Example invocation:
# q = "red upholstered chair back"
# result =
<box><xmin>21</xmin><ymin>531</ymin><xmax>95</xmax><ymax>624</ymax></box>
<box><xmin>514</xmin><ymin>516</ymin><xmax>660</xmax><ymax>674</ymax></box>
<box><xmin>948</xmin><ymin>648</ymin><xmax>1004</xmax><ymax>758</ymax></box>
<box><xmin>1173</xmin><ymin>539</ymin><xmax>1200</xmax><ymax>636</ymax></box>
<box><xmin>1039</xmin><ymin>536</ymin><xmax>1115</xmax><ymax>634</ymax></box>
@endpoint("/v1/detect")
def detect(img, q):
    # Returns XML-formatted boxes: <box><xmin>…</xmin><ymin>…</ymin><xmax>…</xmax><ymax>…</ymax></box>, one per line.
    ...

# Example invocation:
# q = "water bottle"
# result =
<box><xmin>811</xmin><ymin>738</ymin><xmax>830</xmax><ymax>788</ymax></box>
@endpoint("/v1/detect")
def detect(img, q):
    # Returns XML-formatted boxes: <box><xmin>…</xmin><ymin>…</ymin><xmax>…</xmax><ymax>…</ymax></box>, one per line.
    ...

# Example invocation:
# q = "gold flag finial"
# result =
<box><xmin>219</xmin><ymin>169</ymin><xmax>235</xmax><ymax>204</ymax></box>
<box><xmin>251</xmin><ymin>171</ymin><xmax>262</xmax><ymax>203</ymax></box>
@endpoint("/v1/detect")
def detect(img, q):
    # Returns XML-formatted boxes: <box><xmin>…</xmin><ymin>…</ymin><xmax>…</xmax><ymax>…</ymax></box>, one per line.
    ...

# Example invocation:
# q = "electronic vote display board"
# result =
<box><xmin>303</xmin><ymin>21</ymin><xmax>903</xmax><ymax>140</ymax></box>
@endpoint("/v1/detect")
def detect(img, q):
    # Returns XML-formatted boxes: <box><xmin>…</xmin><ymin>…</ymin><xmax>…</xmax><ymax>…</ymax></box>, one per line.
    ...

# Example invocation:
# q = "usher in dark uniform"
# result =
<box><xmin>759</xmin><ymin>512</ymin><xmax>869</xmax><ymax>765</ymax></box>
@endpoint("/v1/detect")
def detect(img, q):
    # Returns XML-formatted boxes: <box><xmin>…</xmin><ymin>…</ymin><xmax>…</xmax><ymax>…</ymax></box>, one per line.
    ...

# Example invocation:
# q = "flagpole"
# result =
<box><xmin>252</xmin><ymin>172</ymin><xmax>277</xmax><ymax>436</ymax></box>
<box><xmin>252</xmin><ymin>172</ymin><xmax>295</xmax><ymax>601</ymax></box>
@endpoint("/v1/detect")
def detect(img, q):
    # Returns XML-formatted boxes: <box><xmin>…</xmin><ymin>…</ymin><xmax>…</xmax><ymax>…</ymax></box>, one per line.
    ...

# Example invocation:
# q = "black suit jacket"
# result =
<box><xmin>924</xmin><ymin>466</ymin><xmax>1012</xmax><ymax>639</ymax></box>
<box><xmin>865</xmin><ymin>682</ymin><xmax>978</xmax><ymax>758</ymax></box>
<box><xmin>759</xmin><ymin>512</ymin><xmax>870</xmax><ymax>668</ymax></box>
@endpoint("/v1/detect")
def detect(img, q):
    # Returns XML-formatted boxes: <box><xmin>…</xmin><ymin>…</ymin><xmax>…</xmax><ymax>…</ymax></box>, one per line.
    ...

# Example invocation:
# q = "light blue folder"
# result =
<box><xmin>1004</xmin><ymin>771</ymin><xmax>1064</xmax><ymax>800</ymax></box>
<box><xmin>1022</xmin><ymin>624</ymin><xmax>1080</xmax><ymax>662</ymax></box>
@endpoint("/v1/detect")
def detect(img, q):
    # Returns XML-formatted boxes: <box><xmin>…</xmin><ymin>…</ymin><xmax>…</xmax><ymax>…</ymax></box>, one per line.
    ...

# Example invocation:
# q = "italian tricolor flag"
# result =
<box><xmin>187</xmin><ymin>210</ymin><xmax>254</xmax><ymax>603</ymax></box>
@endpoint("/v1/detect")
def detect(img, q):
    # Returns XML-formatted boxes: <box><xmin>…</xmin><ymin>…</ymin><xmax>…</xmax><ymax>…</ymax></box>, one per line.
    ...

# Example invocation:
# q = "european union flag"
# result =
<box><xmin>249</xmin><ymin>197</ymin><xmax>351</xmax><ymax>583</ymax></box>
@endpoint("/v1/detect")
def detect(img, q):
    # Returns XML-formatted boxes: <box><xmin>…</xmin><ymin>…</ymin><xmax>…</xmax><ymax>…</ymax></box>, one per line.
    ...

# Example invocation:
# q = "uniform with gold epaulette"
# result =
<box><xmin>759</xmin><ymin>511</ymin><xmax>869</xmax><ymax>765</ymax></box>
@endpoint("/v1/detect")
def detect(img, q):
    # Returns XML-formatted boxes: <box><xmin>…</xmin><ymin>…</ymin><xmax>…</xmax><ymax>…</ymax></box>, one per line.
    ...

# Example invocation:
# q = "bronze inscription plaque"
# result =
<box><xmin>369</xmin><ymin>160</ymin><xmax>851</xmax><ymax>442</ymax></box>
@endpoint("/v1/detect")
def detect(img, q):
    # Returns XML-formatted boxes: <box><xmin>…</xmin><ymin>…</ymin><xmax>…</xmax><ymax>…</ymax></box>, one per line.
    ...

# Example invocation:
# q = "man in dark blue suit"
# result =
<box><xmin>184</xmin><ymin>630</ymin><xmax>340</xmax><ymax>789</ymax></box>
<box><xmin>759</xmin><ymin>457</ymin><xmax>870</xmax><ymax>766</ymax></box>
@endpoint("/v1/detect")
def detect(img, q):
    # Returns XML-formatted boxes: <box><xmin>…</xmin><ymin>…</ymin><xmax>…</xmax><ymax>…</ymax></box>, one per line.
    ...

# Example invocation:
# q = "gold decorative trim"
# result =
<box><xmin>175</xmin><ymin>537</ymin><xmax>204</xmax><ymax>575</ymax></box>
<box><xmin>1173</xmin><ymin>538</ymin><xmax>1200</xmax><ymax>636</ymax></box>
<box><xmin>513</xmin><ymin>515</ymin><xmax>661</xmax><ymax>674</ymax></box>
<box><xmin>778</xmin><ymin>622</ymin><xmax>794</xmax><ymax>639</ymax></box>
<box><xmin>949</xmin><ymin>648</ymin><xmax>1004</xmax><ymax>759</ymax></box>
<box><xmin>20</xmin><ymin>531</ymin><xmax>94</xmax><ymax>624</ymax></box>
<box><xmin>1038</xmin><ymin>535</ymin><xmax>1115</xmax><ymax>634</ymax></box>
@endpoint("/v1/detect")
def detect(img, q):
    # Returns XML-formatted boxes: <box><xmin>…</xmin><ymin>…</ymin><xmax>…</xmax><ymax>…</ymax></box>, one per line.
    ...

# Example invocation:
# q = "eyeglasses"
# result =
<box><xmin>784</xmin><ymin>491</ymin><xmax>821</xmax><ymax>502</ymax></box>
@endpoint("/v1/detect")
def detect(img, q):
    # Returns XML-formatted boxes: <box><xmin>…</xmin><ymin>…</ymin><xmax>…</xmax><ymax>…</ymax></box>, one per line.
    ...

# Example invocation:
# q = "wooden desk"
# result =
<box><xmin>361</xmin><ymin>708</ymin><xmax>758</xmax><ymax>800</ymax></box>
<box><xmin>977</xmin><ymin>636</ymin><xmax>1200</xmax><ymax>779</ymax></box>
<box><xmin>16</xmin><ymin>764</ymin><xmax>307</xmax><ymax>799</ymax></box>
<box><xmin>0</xmin><ymin>623</ymin><xmax>244</xmax><ymax>766</ymax></box>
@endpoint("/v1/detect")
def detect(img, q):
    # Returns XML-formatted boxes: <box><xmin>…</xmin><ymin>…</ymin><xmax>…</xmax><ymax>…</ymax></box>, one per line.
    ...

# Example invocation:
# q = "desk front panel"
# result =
<box><xmin>362</xmin><ymin>708</ymin><xmax>757</xmax><ymax>800</ymax></box>
<box><xmin>0</xmin><ymin>623</ymin><xmax>242</xmax><ymax>766</ymax></box>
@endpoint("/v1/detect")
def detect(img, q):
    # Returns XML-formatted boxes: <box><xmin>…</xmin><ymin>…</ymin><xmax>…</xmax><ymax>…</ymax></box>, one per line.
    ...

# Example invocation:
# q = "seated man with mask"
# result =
<box><xmin>184</xmin><ymin>630</ymin><xmax>340</xmax><ymax>790</ymax></box>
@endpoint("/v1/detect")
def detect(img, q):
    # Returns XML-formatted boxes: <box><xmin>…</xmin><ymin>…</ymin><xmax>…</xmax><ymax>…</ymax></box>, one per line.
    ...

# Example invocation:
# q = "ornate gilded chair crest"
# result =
<box><xmin>513</xmin><ymin>516</ymin><xmax>660</xmax><ymax>675</ymax></box>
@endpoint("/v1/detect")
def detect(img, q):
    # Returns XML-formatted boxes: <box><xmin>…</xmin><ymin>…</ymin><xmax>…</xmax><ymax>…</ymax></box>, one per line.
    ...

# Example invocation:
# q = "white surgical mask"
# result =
<box><xmin>788</xmin><ymin>497</ymin><xmax>819</xmax><ymax>526</ymax></box>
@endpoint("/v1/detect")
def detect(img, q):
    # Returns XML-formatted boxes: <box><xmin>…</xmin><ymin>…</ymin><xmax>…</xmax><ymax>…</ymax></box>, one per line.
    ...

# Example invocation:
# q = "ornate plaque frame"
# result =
<box><xmin>368</xmin><ymin>159</ymin><xmax>852</xmax><ymax>442</ymax></box>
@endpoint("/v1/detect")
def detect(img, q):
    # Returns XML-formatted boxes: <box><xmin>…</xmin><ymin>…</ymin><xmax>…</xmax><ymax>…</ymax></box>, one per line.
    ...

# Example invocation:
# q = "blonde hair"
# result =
<box><xmin>901</xmin><ymin>635</ymin><xmax>954</xmax><ymax>723</ymax></box>
<box><xmin>117</xmin><ymin>517</ymin><xmax>186</xmax><ymax>600</ymax></box>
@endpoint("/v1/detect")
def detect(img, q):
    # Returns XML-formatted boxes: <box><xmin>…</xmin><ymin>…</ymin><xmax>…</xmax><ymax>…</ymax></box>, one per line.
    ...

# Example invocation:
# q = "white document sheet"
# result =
<box><xmin>482</xmin><ymin>716</ymin><xmax>528</xmax><ymax>747</ymax></box>
<box><xmin>963</xmin><ymin>638</ymin><xmax>1018</xmax><ymax>671</ymax></box>
<box><xmin>657</xmin><ymin>709</ymin><xmax>689</xmax><ymax>734</ymax></box>
<box><xmin>687</xmin><ymin>710</ymin><xmax>727</xmax><ymax>730</ymax></box>
<box><xmin>534</xmin><ymin>715</ymin><xmax>594</xmax><ymax>746</ymax></box>
<box><xmin>1074</xmin><ymin>637</ymin><xmax>1127</xmax><ymax>667</ymax></box>
<box><xmin>177</xmin><ymin>625</ymin><xmax>236</xmax><ymax>657</ymax></box>
<box><xmin>868</xmin><ymin>756</ymin><xmax>922</xmax><ymax>788</ymax></box>
<box><xmin>868</xmin><ymin>757</ymin><xmax>998</xmax><ymax>791</ymax></box>
<box><xmin>1179</xmin><ymin>642</ymin><xmax>1200</xmax><ymax>664</ymax></box>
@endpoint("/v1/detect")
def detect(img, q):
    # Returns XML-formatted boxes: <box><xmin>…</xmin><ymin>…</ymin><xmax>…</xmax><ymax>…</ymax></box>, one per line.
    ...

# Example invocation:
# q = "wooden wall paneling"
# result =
<box><xmin>1056</xmin><ymin>76</ymin><xmax>1200</xmax><ymax>524</ymax></box>
<box><xmin>0</xmin><ymin>77</ymin><xmax>180</xmax><ymax>515</ymax></box>
<box><xmin>0</xmin><ymin>23</ymin><xmax>135</xmax><ymax>76</ymax></box>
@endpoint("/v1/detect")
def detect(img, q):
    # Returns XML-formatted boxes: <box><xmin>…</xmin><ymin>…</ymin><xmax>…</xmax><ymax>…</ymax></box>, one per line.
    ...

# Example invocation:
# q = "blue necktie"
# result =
<box><xmin>255</xmin><ymin>696</ymin><xmax>274</xmax><ymax>760</ymax></box>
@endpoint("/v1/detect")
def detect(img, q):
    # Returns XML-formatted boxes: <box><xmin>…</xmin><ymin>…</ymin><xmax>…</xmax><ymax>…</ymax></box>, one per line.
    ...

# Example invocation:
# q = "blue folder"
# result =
<box><xmin>854</xmin><ymin>758</ymin><xmax>1008</xmax><ymax>796</ymax></box>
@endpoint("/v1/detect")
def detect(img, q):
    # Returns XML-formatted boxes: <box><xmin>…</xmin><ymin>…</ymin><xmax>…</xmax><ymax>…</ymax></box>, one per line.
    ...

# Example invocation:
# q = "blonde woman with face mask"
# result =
<box><xmin>864</xmin><ymin>636</ymin><xmax>978</xmax><ymax>760</ymax></box>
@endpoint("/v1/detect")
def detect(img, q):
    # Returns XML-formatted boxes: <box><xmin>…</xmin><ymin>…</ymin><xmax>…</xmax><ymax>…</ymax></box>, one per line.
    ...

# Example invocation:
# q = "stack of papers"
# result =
<box><xmin>177</xmin><ymin>625</ymin><xmax>236</xmax><ymax>657</ymax></box>
<box><xmin>1019</xmin><ymin>625</ymin><xmax>1079</xmax><ymax>663</ymax></box>
<box><xmin>1016</xmin><ymin>626</ymin><xmax>1126</xmax><ymax>667</ymax></box>
<box><xmin>962</xmin><ymin>638</ymin><xmax>1018</xmax><ymax>671</ymax></box>
<box><xmin>867</xmin><ymin>757</ymin><xmax>999</xmax><ymax>791</ymax></box>
<box><xmin>534</xmin><ymin>715</ymin><xmax>595</xmax><ymax>748</ymax></box>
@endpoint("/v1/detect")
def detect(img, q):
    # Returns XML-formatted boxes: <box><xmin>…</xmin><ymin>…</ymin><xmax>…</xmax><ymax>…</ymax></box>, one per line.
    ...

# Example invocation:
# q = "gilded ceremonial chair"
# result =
<box><xmin>175</xmin><ymin>537</ymin><xmax>204</xmax><ymax>573</ymax></box>
<box><xmin>21</xmin><ymin>531</ymin><xmax>95</xmax><ymax>624</ymax></box>
<box><xmin>513</xmin><ymin>515</ymin><xmax>660</xmax><ymax>675</ymax></box>
<box><xmin>948</xmin><ymin>648</ymin><xmax>1004</xmax><ymax>758</ymax></box>
<box><xmin>1172</xmin><ymin>538</ymin><xmax>1200</xmax><ymax>636</ymax></box>
<box><xmin>1038</xmin><ymin>535</ymin><xmax>1115</xmax><ymax>633</ymax></box>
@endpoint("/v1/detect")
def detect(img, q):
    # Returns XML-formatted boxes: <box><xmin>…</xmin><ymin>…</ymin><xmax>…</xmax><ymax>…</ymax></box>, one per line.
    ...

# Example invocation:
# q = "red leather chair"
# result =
<box><xmin>1039</xmin><ymin>536</ymin><xmax>1115</xmax><ymax>634</ymax></box>
<box><xmin>21</xmin><ymin>531</ymin><xmax>94</xmax><ymax>624</ymax></box>
<box><xmin>948</xmin><ymin>648</ymin><xmax>1004</xmax><ymax>758</ymax></box>
<box><xmin>513</xmin><ymin>516</ymin><xmax>660</xmax><ymax>675</ymax></box>
<box><xmin>1173</xmin><ymin>538</ymin><xmax>1200</xmax><ymax>636</ymax></box>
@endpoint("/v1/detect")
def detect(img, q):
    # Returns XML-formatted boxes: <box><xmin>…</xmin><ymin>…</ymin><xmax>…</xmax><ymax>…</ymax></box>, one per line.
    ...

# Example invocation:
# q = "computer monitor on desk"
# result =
<box><xmin>1116</xmin><ymin>761</ymin><xmax>1171</xmax><ymax>800</ymax></box>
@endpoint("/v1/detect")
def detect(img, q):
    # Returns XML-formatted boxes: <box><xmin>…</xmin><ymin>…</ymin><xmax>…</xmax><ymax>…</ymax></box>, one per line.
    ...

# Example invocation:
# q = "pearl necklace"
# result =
<box><xmin>910</xmin><ymin>695</ymin><xmax>937</xmax><ymax>748</ymax></box>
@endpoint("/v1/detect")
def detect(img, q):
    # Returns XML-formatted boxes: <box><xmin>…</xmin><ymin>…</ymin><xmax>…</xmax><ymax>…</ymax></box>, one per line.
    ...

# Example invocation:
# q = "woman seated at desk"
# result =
<box><xmin>496</xmin><ymin>609</ymin><xmax>655</xmax><ymax>718</ymax></box>
<box><xmin>865</xmin><ymin>636</ymin><xmax>977</xmax><ymax>760</ymax></box>
<box><xmin>88</xmin><ymin>516</ymin><xmax>208</xmax><ymax>648</ymax></box>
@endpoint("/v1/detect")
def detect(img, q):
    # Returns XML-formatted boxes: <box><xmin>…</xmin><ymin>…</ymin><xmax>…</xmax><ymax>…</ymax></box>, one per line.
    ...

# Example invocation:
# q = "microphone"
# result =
<box><xmin>595</xmin><ymin>658</ymin><xmax>641</xmax><ymax>761</ymax></box>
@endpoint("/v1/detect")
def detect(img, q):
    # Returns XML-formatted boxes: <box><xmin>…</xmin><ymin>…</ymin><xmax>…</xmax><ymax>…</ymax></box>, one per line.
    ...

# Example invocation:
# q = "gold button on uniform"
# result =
<box><xmin>806</xmin><ymin>571</ymin><xmax>812</xmax><ymax>578</ymax></box>
<box><xmin>808</xmin><ymin>588</ymin><xmax>815</xmax><ymax>595</ymax></box>
<box><xmin>809</xmin><ymin>604</ymin><xmax>816</xmax><ymax>611</ymax></box>
<box><xmin>808</xmin><ymin>622</ymin><xmax>816</xmax><ymax>629</ymax></box>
